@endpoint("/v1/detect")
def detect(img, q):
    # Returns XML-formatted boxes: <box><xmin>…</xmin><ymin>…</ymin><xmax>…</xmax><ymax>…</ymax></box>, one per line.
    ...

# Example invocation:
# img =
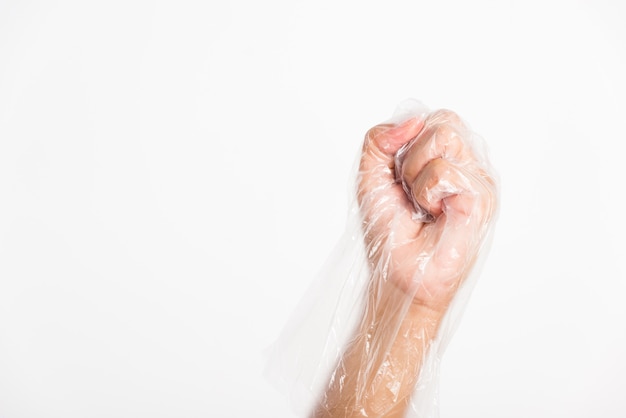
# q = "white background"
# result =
<box><xmin>1</xmin><ymin>1</ymin><xmax>625</xmax><ymax>417</ymax></box>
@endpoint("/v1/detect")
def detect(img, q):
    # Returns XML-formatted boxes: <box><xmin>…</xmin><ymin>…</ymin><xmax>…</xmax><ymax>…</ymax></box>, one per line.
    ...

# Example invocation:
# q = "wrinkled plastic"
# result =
<box><xmin>266</xmin><ymin>99</ymin><xmax>498</xmax><ymax>417</ymax></box>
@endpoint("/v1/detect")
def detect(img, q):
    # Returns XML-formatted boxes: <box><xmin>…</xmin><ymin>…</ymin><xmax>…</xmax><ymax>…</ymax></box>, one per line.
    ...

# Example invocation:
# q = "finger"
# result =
<box><xmin>425</xmin><ymin>108</ymin><xmax>464</xmax><ymax>126</ymax></box>
<box><xmin>356</xmin><ymin>117</ymin><xmax>426</xmax><ymax>251</ymax></box>
<box><xmin>408</xmin><ymin>161</ymin><xmax>496</xmax><ymax>304</ymax></box>
<box><xmin>411</xmin><ymin>158</ymin><xmax>494</xmax><ymax>221</ymax></box>
<box><xmin>359</xmin><ymin>117</ymin><xmax>425</xmax><ymax>178</ymax></box>
<box><xmin>397</xmin><ymin>110</ymin><xmax>474</xmax><ymax>190</ymax></box>
<box><xmin>429</xmin><ymin>178</ymin><xmax>496</xmax><ymax>286</ymax></box>
<box><xmin>357</xmin><ymin>117</ymin><xmax>424</xmax><ymax>214</ymax></box>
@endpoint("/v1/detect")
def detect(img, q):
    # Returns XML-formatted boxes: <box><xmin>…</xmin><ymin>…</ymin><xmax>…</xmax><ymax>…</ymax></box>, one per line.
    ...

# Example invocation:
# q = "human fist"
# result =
<box><xmin>357</xmin><ymin>107</ymin><xmax>497</xmax><ymax>313</ymax></box>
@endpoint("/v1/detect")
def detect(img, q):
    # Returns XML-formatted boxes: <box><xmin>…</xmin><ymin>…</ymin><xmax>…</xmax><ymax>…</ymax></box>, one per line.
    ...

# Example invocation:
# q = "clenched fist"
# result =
<box><xmin>315</xmin><ymin>105</ymin><xmax>497</xmax><ymax>418</ymax></box>
<box><xmin>358</xmin><ymin>108</ymin><xmax>497</xmax><ymax>313</ymax></box>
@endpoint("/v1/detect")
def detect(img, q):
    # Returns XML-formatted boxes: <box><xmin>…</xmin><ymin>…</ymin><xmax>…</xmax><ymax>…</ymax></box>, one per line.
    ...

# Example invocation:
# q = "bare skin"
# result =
<box><xmin>313</xmin><ymin>110</ymin><xmax>496</xmax><ymax>418</ymax></box>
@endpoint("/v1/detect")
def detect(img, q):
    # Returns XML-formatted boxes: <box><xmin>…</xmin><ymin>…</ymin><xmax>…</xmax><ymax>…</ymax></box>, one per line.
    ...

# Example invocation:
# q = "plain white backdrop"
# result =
<box><xmin>1</xmin><ymin>0</ymin><xmax>625</xmax><ymax>417</ymax></box>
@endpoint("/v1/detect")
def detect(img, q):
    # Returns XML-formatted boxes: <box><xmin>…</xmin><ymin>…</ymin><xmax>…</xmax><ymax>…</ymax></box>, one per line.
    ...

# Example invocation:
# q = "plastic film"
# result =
<box><xmin>266</xmin><ymin>99</ymin><xmax>498</xmax><ymax>418</ymax></box>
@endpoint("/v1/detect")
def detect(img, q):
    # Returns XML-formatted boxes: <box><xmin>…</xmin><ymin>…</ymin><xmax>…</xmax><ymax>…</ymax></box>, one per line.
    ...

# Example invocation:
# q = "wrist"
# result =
<box><xmin>365</xmin><ymin>281</ymin><xmax>446</xmax><ymax>341</ymax></box>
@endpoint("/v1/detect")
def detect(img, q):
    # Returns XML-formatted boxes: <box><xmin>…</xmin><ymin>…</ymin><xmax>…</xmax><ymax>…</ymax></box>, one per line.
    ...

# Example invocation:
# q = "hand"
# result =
<box><xmin>313</xmin><ymin>108</ymin><xmax>497</xmax><ymax>418</ymax></box>
<box><xmin>357</xmin><ymin>109</ymin><xmax>497</xmax><ymax>313</ymax></box>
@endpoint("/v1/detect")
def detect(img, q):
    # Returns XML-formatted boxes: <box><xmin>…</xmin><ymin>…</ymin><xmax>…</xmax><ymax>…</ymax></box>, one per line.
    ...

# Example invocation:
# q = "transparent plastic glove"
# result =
<box><xmin>316</xmin><ymin>103</ymin><xmax>497</xmax><ymax>417</ymax></box>
<box><xmin>265</xmin><ymin>100</ymin><xmax>498</xmax><ymax>418</ymax></box>
<box><xmin>359</xmin><ymin>106</ymin><xmax>496</xmax><ymax>313</ymax></box>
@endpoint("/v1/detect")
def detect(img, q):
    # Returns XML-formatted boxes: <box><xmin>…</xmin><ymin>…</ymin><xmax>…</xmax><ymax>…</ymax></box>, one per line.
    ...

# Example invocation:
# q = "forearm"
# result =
<box><xmin>311</xmin><ymin>106</ymin><xmax>495</xmax><ymax>417</ymax></box>
<box><xmin>313</xmin><ymin>283</ymin><xmax>445</xmax><ymax>418</ymax></box>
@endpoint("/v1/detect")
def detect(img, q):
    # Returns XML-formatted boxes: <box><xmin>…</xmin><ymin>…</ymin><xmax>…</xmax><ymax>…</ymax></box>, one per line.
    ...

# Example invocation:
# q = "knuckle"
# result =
<box><xmin>432</xmin><ymin>124</ymin><xmax>458</xmax><ymax>143</ymax></box>
<box><xmin>364</xmin><ymin>126</ymin><xmax>379</xmax><ymax>140</ymax></box>
<box><xmin>429</xmin><ymin>109</ymin><xmax>463</xmax><ymax>126</ymax></box>
<box><xmin>362</xmin><ymin>125</ymin><xmax>388</xmax><ymax>153</ymax></box>
<box><xmin>364</xmin><ymin>124</ymin><xmax>388</xmax><ymax>142</ymax></box>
